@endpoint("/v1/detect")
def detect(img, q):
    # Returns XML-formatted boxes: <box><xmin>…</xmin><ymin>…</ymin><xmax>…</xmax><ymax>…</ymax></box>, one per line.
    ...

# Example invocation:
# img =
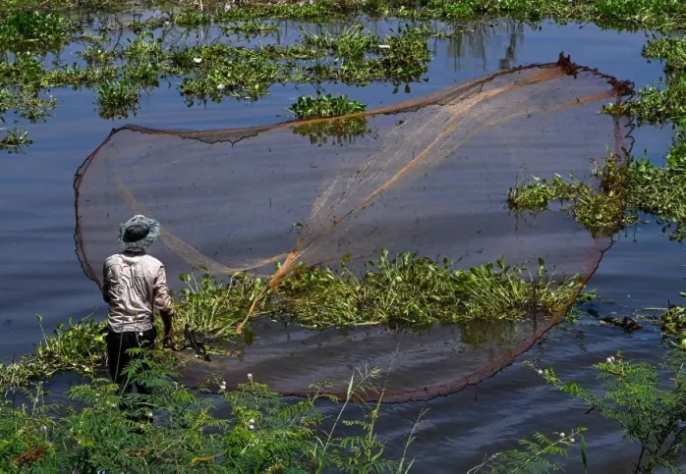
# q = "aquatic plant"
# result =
<box><xmin>530</xmin><ymin>349</ymin><xmax>686</xmax><ymax>473</ymax></box>
<box><xmin>0</xmin><ymin>357</ymin><xmax>411</xmax><ymax>472</ymax></box>
<box><xmin>508</xmin><ymin>139</ymin><xmax>686</xmax><ymax>242</ymax></box>
<box><xmin>287</xmin><ymin>93</ymin><xmax>366</xmax><ymax>119</ymax></box>
<box><xmin>279</xmin><ymin>252</ymin><xmax>580</xmax><ymax>329</ymax></box>
<box><xmin>0</xmin><ymin>251</ymin><xmax>581</xmax><ymax>387</ymax></box>
<box><xmin>96</xmin><ymin>78</ymin><xmax>140</xmax><ymax>119</ymax></box>
<box><xmin>616</xmin><ymin>76</ymin><xmax>686</xmax><ymax>125</ymax></box>
<box><xmin>643</xmin><ymin>37</ymin><xmax>686</xmax><ymax>73</ymax></box>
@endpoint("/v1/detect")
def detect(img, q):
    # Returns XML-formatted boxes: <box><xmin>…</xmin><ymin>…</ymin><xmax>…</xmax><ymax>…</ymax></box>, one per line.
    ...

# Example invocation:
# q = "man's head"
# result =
<box><xmin>118</xmin><ymin>215</ymin><xmax>161</xmax><ymax>252</ymax></box>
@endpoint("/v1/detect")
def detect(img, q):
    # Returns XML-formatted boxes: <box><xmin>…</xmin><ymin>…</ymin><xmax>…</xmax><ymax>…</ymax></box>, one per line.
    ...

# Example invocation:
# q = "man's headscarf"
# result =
<box><xmin>118</xmin><ymin>215</ymin><xmax>161</xmax><ymax>252</ymax></box>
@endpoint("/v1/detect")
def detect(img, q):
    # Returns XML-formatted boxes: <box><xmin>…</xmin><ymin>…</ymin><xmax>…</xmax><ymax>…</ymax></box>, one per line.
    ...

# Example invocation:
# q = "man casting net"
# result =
<box><xmin>74</xmin><ymin>55</ymin><xmax>631</xmax><ymax>402</ymax></box>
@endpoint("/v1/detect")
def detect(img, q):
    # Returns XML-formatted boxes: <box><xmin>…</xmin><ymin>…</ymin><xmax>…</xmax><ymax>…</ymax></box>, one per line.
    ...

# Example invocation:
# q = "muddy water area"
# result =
<box><xmin>1</xmin><ymin>18</ymin><xmax>684</xmax><ymax>472</ymax></box>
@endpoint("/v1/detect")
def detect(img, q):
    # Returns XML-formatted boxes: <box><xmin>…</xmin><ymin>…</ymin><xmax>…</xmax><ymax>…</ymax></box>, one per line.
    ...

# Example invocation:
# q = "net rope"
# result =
<box><xmin>74</xmin><ymin>55</ymin><xmax>632</xmax><ymax>402</ymax></box>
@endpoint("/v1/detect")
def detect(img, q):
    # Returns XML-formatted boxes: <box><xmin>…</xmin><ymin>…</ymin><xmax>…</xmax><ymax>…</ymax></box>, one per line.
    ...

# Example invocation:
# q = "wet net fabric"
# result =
<box><xmin>75</xmin><ymin>58</ymin><xmax>630</xmax><ymax>401</ymax></box>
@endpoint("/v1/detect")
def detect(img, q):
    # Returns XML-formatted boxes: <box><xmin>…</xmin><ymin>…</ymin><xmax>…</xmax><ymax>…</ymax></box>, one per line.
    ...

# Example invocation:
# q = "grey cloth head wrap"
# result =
<box><xmin>118</xmin><ymin>215</ymin><xmax>161</xmax><ymax>252</ymax></box>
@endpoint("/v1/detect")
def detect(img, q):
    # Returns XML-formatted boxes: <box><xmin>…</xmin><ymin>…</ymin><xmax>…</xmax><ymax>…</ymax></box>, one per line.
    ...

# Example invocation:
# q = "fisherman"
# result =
<box><xmin>102</xmin><ymin>215</ymin><xmax>175</xmax><ymax>395</ymax></box>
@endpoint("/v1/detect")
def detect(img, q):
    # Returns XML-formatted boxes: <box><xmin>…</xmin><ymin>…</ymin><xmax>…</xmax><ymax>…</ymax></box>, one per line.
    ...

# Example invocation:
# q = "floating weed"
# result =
<box><xmin>287</xmin><ymin>93</ymin><xmax>366</xmax><ymax>119</ymax></box>
<box><xmin>223</xmin><ymin>20</ymin><xmax>279</xmax><ymax>37</ymax></box>
<box><xmin>643</xmin><ymin>37</ymin><xmax>686</xmax><ymax>73</ymax></box>
<box><xmin>277</xmin><ymin>251</ymin><xmax>580</xmax><ymax>329</ymax></box>
<box><xmin>0</xmin><ymin>251</ymin><xmax>580</xmax><ymax>387</ymax></box>
<box><xmin>0</xmin><ymin>11</ymin><xmax>76</xmax><ymax>54</ymax></box>
<box><xmin>96</xmin><ymin>78</ymin><xmax>140</xmax><ymax>119</ymax></box>
<box><xmin>509</xmin><ymin>143</ymin><xmax>686</xmax><ymax>242</ymax></box>
<box><xmin>614</xmin><ymin>76</ymin><xmax>686</xmax><ymax>124</ymax></box>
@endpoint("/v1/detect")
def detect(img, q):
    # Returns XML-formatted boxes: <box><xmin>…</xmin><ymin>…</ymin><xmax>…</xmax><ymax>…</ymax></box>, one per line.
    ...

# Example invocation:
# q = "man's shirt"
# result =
<box><xmin>103</xmin><ymin>252</ymin><xmax>173</xmax><ymax>333</ymax></box>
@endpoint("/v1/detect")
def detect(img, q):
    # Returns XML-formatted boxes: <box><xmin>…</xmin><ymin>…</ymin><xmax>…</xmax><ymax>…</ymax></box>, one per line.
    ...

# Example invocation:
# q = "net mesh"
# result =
<box><xmin>74</xmin><ymin>55</ymin><xmax>631</xmax><ymax>401</ymax></box>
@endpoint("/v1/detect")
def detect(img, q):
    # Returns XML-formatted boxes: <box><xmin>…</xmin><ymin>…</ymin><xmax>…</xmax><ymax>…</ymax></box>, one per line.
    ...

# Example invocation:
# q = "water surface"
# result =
<box><xmin>1</xmin><ymin>19</ymin><xmax>683</xmax><ymax>471</ymax></box>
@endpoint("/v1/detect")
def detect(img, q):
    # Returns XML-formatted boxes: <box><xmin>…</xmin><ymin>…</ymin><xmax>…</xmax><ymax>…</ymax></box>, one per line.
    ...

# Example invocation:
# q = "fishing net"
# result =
<box><xmin>74</xmin><ymin>55</ymin><xmax>631</xmax><ymax>402</ymax></box>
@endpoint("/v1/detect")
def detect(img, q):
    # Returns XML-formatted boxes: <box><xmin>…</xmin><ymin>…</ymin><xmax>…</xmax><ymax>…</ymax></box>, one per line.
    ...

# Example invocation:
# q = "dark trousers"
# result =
<box><xmin>106</xmin><ymin>327</ymin><xmax>156</xmax><ymax>395</ymax></box>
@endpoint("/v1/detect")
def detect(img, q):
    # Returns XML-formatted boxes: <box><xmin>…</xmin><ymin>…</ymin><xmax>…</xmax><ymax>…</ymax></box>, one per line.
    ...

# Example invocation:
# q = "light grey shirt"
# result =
<box><xmin>103</xmin><ymin>252</ymin><xmax>173</xmax><ymax>333</ymax></box>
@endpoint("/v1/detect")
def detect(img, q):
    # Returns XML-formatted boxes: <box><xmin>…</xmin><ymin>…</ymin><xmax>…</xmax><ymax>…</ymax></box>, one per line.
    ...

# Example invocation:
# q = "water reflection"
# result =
<box><xmin>292</xmin><ymin>116</ymin><xmax>377</xmax><ymax>146</ymax></box>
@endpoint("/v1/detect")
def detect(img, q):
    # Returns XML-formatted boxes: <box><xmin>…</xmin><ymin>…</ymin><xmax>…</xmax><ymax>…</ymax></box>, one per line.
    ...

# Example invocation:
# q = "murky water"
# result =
<box><xmin>1</xmin><ymin>19</ymin><xmax>684</xmax><ymax>471</ymax></box>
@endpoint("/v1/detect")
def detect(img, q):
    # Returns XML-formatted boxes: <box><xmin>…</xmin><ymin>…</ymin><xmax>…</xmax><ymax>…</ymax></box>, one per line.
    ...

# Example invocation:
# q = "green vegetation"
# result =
<box><xmin>287</xmin><ymin>94</ymin><xmax>366</xmax><ymax>119</ymax></box>
<box><xmin>0</xmin><ymin>251</ymin><xmax>580</xmax><ymax>388</ymax></box>
<box><xmin>530</xmin><ymin>349</ymin><xmax>686</xmax><ymax>473</ymax></box>
<box><xmin>511</xmin><ymin>32</ymin><xmax>686</xmax><ymax>243</ymax></box>
<box><xmin>0</xmin><ymin>17</ymin><xmax>433</xmax><ymax>149</ymax></box>
<box><xmin>1</xmin><ymin>0</ymin><xmax>686</xmax><ymax>150</ymax></box>
<box><xmin>508</xmin><ymin>125</ymin><xmax>686</xmax><ymax>241</ymax></box>
<box><xmin>0</xmin><ymin>356</ymin><xmax>415</xmax><ymax>472</ymax></box>
<box><xmin>468</xmin><ymin>428</ymin><xmax>587</xmax><ymax>474</ymax></box>
<box><xmin>613</xmin><ymin>36</ymin><xmax>686</xmax><ymax>124</ymax></box>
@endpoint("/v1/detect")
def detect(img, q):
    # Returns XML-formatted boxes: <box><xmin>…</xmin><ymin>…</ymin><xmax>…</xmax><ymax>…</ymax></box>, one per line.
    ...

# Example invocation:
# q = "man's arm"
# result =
<box><xmin>153</xmin><ymin>265</ymin><xmax>175</xmax><ymax>348</ymax></box>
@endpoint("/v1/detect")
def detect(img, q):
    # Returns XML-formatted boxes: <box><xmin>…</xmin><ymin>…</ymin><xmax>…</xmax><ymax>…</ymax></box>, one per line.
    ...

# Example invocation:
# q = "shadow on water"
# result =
<box><xmin>0</xmin><ymin>16</ymin><xmax>684</xmax><ymax>471</ymax></box>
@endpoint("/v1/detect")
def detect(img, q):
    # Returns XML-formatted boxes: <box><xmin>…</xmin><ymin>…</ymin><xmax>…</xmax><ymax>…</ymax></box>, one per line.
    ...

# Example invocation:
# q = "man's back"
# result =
<box><xmin>104</xmin><ymin>252</ymin><xmax>170</xmax><ymax>333</ymax></box>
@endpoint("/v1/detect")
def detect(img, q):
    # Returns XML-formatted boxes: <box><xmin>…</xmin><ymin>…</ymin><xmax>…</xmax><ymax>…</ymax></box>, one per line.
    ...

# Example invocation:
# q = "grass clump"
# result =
<box><xmin>287</xmin><ymin>93</ymin><xmax>366</xmax><ymax>119</ymax></box>
<box><xmin>0</xmin><ymin>356</ymin><xmax>410</xmax><ymax>472</ymax></box>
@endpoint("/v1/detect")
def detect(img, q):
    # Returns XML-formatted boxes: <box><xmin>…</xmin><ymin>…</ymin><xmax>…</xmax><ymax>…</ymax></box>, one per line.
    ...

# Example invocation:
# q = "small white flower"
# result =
<box><xmin>606</xmin><ymin>356</ymin><xmax>615</xmax><ymax>364</ymax></box>
<box><xmin>308</xmin><ymin>0</ymin><xmax>314</xmax><ymax>4</ymax></box>
<box><xmin>219</xmin><ymin>381</ymin><xmax>227</xmax><ymax>391</ymax></box>
<box><xmin>217</xmin><ymin>84</ymin><xmax>225</xmax><ymax>90</ymax></box>
<box><xmin>193</xmin><ymin>57</ymin><xmax>202</xmax><ymax>64</ymax></box>
<box><xmin>249</xmin><ymin>424</ymin><xmax>256</xmax><ymax>430</ymax></box>
<box><xmin>224</xmin><ymin>3</ymin><xmax>232</xmax><ymax>10</ymax></box>
<box><xmin>41</xmin><ymin>425</ymin><xmax>48</xmax><ymax>432</ymax></box>
<box><xmin>147</xmin><ymin>411</ymin><xmax>153</xmax><ymax>418</ymax></box>
<box><xmin>378</xmin><ymin>44</ymin><xmax>390</xmax><ymax>49</ymax></box>
<box><xmin>249</xmin><ymin>418</ymin><xmax>255</xmax><ymax>424</ymax></box>
<box><xmin>164</xmin><ymin>21</ymin><xmax>170</xmax><ymax>25</ymax></box>
<box><xmin>560</xmin><ymin>432</ymin><xmax>565</xmax><ymax>438</ymax></box>
<box><xmin>110</xmin><ymin>403</ymin><xmax>117</xmax><ymax>408</ymax></box>
<box><xmin>570</xmin><ymin>437</ymin><xmax>575</xmax><ymax>443</ymax></box>
<box><xmin>247</xmin><ymin>373</ymin><xmax>253</xmax><ymax>380</ymax></box>
<box><xmin>537</xmin><ymin>369</ymin><xmax>543</xmax><ymax>375</ymax></box>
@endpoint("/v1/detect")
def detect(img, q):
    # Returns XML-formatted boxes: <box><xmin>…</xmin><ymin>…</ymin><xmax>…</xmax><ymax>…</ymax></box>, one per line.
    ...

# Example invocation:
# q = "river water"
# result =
<box><xmin>0</xmin><ymin>19</ymin><xmax>684</xmax><ymax>472</ymax></box>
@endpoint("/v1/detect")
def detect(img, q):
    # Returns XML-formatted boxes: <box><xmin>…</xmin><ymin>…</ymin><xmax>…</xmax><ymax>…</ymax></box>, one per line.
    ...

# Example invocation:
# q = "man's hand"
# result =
<box><xmin>162</xmin><ymin>330</ymin><xmax>176</xmax><ymax>349</ymax></box>
<box><xmin>160</xmin><ymin>310</ymin><xmax>175</xmax><ymax>349</ymax></box>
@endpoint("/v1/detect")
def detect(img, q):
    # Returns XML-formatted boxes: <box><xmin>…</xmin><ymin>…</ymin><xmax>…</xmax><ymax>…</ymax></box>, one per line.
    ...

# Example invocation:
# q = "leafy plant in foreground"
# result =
<box><xmin>0</xmin><ymin>356</ymin><xmax>410</xmax><ymax>472</ymax></box>
<box><xmin>529</xmin><ymin>350</ymin><xmax>686</xmax><ymax>473</ymax></box>
<box><xmin>468</xmin><ymin>428</ymin><xmax>587</xmax><ymax>474</ymax></box>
